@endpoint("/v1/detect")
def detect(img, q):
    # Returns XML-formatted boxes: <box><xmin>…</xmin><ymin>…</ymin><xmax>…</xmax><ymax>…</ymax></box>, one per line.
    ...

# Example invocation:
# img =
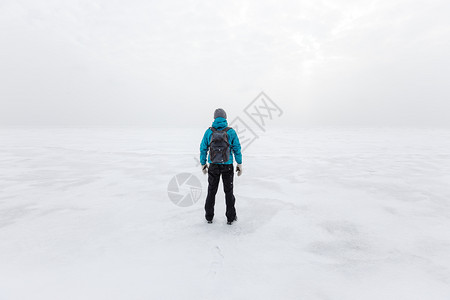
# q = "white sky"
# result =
<box><xmin>1</xmin><ymin>0</ymin><xmax>449</xmax><ymax>127</ymax></box>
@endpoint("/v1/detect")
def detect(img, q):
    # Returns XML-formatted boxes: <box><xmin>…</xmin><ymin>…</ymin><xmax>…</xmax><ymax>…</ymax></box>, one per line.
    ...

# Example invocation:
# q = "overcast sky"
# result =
<box><xmin>1</xmin><ymin>0</ymin><xmax>449</xmax><ymax>127</ymax></box>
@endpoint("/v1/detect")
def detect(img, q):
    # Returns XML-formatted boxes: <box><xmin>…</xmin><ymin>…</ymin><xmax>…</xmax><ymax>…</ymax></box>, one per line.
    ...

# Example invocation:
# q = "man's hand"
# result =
<box><xmin>201</xmin><ymin>164</ymin><xmax>209</xmax><ymax>175</ymax></box>
<box><xmin>236</xmin><ymin>164</ymin><xmax>242</xmax><ymax>176</ymax></box>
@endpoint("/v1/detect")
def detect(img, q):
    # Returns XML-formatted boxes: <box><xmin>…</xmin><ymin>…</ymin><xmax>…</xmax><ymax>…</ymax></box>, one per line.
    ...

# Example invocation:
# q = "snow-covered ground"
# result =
<box><xmin>1</xmin><ymin>127</ymin><xmax>450</xmax><ymax>300</ymax></box>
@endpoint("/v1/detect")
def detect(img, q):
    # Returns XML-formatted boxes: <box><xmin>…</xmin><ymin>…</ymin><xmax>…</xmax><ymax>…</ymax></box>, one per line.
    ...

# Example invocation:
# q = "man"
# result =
<box><xmin>200</xmin><ymin>108</ymin><xmax>242</xmax><ymax>225</ymax></box>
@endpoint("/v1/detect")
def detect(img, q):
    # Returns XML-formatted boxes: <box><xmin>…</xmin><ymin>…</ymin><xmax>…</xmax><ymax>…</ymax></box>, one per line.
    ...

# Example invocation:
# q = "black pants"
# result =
<box><xmin>205</xmin><ymin>163</ymin><xmax>236</xmax><ymax>222</ymax></box>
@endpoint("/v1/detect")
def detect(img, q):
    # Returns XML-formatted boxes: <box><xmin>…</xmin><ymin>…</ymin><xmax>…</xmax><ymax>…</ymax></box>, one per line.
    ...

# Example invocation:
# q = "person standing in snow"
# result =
<box><xmin>200</xmin><ymin>108</ymin><xmax>242</xmax><ymax>225</ymax></box>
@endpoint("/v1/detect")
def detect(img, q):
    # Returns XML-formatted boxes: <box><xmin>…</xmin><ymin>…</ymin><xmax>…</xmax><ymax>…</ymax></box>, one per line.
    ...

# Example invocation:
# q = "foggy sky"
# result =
<box><xmin>1</xmin><ymin>0</ymin><xmax>449</xmax><ymax>127</ymax></box>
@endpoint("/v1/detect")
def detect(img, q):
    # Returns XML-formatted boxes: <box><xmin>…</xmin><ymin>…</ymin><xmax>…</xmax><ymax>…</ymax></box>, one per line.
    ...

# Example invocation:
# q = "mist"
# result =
<box><xmin>1</xmin><ymin>0</ymin><xmax>449</xmax><ymax>128</ymax></box>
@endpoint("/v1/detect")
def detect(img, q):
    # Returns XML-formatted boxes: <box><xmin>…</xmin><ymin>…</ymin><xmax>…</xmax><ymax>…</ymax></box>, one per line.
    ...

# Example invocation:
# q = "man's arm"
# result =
<box><xmin>229</xmin><ymin>129</ymin><xmax>242</xmax><ymax>164</ymax></box>
<box><xmin>200</xmin><ymin>129</ymin><xmax>211</xmax><ymax>165</ymax></box>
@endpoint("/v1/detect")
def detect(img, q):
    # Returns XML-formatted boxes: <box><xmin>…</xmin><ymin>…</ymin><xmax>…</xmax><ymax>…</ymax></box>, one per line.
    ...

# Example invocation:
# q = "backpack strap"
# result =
<box><xmin>210</xmin><ymin>127</ymin><xmax>231</xmax><ymax>132</ymax></box>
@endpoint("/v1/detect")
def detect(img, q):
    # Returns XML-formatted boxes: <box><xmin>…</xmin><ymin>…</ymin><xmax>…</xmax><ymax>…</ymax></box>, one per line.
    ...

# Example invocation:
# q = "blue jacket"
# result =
<box><xmin>200</xmin><ymin>117</ymin><xmax>242</xmax><ymax>165</ymax></box>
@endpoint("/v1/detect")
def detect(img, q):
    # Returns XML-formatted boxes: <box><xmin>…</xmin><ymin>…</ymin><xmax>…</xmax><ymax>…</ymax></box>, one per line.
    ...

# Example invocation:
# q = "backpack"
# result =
<box><xmin>209</xmin><ymin>127</ymin><xmax>231</xmax><ymax>163</ymax></box>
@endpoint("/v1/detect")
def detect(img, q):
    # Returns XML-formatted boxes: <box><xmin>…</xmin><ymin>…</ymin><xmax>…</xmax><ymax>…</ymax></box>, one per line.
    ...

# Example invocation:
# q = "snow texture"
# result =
<box><xmin>1</xmin><ymin>127</ymin><xmax>450</xmax><ymax>299</ymax></box>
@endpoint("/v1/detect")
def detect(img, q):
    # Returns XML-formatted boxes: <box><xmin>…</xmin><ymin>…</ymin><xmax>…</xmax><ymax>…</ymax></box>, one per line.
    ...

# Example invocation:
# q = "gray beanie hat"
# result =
<box><xmin>214</xmin><ymin>108</ymin><xmax>227</xmax><ymax>119</ymax></box>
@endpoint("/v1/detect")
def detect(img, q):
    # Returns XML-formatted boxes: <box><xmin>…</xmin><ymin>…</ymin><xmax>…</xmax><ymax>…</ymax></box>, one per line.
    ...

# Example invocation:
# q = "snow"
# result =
<box><xmin>1</xmin><ymin>127</ymin><xmax>450</xmax><ymax>299</ymax></box>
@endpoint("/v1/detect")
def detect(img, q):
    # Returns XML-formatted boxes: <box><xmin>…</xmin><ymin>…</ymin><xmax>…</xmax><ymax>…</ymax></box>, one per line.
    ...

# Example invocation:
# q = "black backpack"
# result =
<box><xmin>209</xmin><ymin>127</ymin><xmax>231</xmax><ymax>163</ymax></box>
